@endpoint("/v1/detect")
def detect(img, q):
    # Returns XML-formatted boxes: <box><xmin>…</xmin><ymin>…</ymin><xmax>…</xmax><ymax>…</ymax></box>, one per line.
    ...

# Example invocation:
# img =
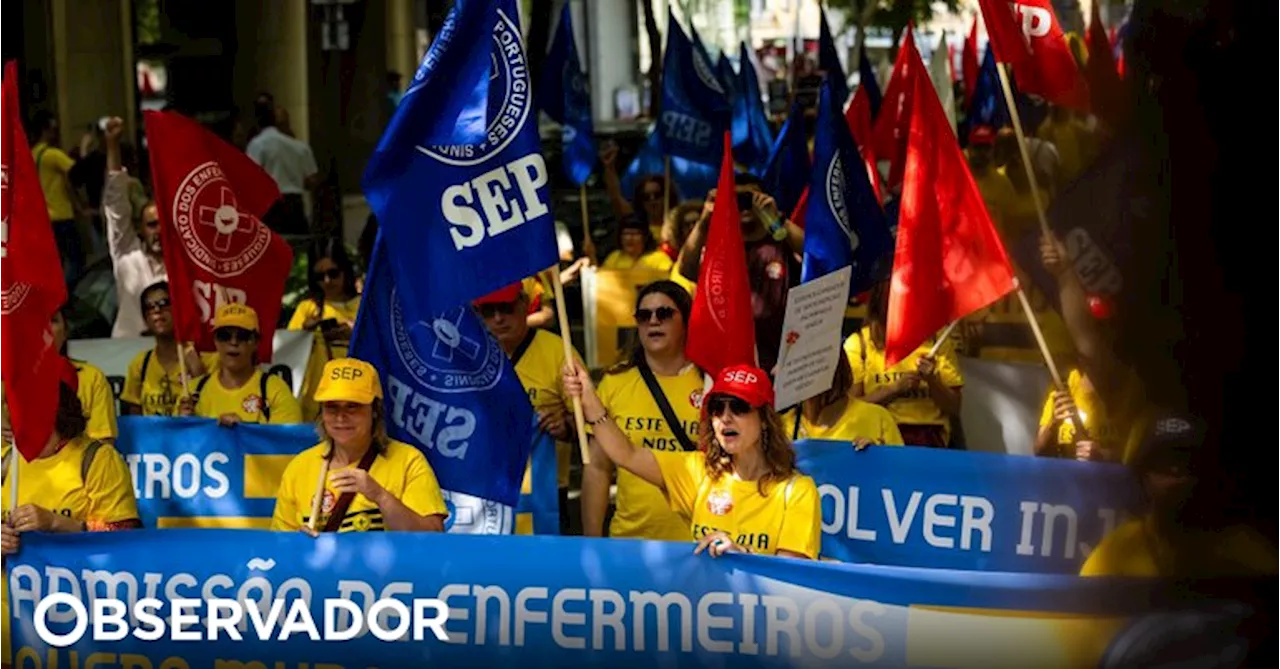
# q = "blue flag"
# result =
<box><xmin>362</xmin><ymin>0</ymin><xmax>558</xmax><ymax>316</ymax></box>
<box><xmin>802</xmin><ymin>78</ymin><xmax>892</xmax><ymax>294</ymax></box>
<box><xmin>760</xmin><ymin>100</ymin><xmax>811</xmax><ymax>218</ymax></box>
<box><xmin>732</xmin><ymin>42</ymin><xmax>774</xmax><ymax>172</ymax></box>
<box><xmin>541</xmin><ymin>3</ymin><xmax>596</xmax><ymax>186</ymax></box>
<box><xmin>659</xmin><ymin>10</ymin><xmax>731</xmax><ymax>162</ymax></box>
<box><xmin>620</xmin><ymin>126</ymin><xmax>718</xmax><ymax>204</ymax></box>
<box><xmin>350</xmin><ymin>232</ymin><xmax>536</xmax><ymax>534</ymax></box>
<box><xmin>818</xmin><ymin>8</ymin><xmax>850</xmax><ymax>109</ymax></box>
<box><xmin>859</xmin><ymin>36</ymin><xmax>882</xmax><ymax>118</ymax></box>
<box><xmin>967</xmin><ymin>44</ymin><xmax>1011</xmax><ymax>134</ymax></box>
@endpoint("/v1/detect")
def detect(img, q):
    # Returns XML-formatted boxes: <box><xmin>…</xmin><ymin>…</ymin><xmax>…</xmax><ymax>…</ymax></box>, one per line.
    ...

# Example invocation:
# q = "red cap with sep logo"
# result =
<box><xmin>705</xmin><ymin>364</ymin><xmax>774</xmax><ymax>412</ymax></box>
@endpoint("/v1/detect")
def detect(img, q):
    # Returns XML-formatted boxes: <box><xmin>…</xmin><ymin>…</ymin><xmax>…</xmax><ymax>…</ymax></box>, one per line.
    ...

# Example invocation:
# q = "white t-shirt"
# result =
<box><xmin>104</xmin><ymin>170</ymin><xmax>166</xmax><ymax>338</ymax></box>
<box><xmin>245</xmin><ymin>127</ymin><xmax>318</xmax><ymax>195</ymax></box>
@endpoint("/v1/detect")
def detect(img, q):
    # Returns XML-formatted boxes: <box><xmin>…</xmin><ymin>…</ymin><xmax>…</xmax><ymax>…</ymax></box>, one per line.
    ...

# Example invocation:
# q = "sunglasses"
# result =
<box><xmin>477</xmin><ymin>302</ymin><xmax>517</xmax><ymax>318</ymax></box>
<box><xmin>707</xmin><ymin>395</ymin><xmax>752</xmax><ymax>417</ymax></box>
<box><xmin>143</xmin><ymin>297</ymin><xmax>171</xmax><ymax>313</ymax></box>
<box><xmin>314</xmin><ymin>268</ymin><xmax>343</xmax><ymax>281</ymax></box>
<box><xmin>144</xmin><ymin>219</ymin><xmax>161</xmax><ymax>230</ymax></box>
<box><xmin>634</xmin><ymin>306</ymin><xmax>677</xmax><ymax>323</ymax></box>
<box><xmin>214</xmin><ymin>327</ymin><xmax>256</xmax><ymax>344</ymax></box>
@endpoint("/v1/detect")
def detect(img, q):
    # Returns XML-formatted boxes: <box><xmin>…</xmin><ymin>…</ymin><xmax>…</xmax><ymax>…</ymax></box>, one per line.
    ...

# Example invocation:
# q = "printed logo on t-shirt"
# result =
<box><xmin>765</xmin><ymin>260</ymin><xmax>784</xmax><ymax>280</ymax></box>
<box><xmin>314</xmin><ymin>489</ymin><xmax>336</xmax><ymax>515</ymax></box>
<box><xmin>242</xmin><ymin>394</ymin><xmax>263</xmax><ymax>415</ymax></box>
<box><xmin>707</xmin><ymin>489</ymin><xmax>734</xmax><ymax>516</ymax></box>
<box><xmin>689</xmin><ymin>389</ymin><xmax>704</xmax><ymax>409</ymax></box>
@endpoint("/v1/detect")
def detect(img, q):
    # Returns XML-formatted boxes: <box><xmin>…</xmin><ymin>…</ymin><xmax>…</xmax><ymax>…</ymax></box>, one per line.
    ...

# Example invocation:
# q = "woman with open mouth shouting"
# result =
<box><xmin>564</xmin><ymin>361</ymin><xmax>821</xmax><ymax>559</ymax></box>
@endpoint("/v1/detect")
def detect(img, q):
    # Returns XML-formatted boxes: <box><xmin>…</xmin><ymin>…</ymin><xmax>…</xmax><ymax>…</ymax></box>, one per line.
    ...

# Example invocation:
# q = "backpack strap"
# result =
<box><xmin>140</xmin><ymin>349</ymin><xmax>153</xmax><ymax>383</ymax></box>
<box><xmin>80</xmin><ymin>440</ymin><xmax>105</xmax><ymax>483</ymax></box>
<box><xmin>637</xmin><ymin>362</ymin><xmax>697</xmax><ymax>452</ymax></box>
<box><xmin>321</xmin><ymin>446</ymin><xmax>379</xmax><ymax>533</ymax></box>
<box><xmin>259</xmin><ymin>371</ymin><xmax>272</xmax><ymax>422</ymax></box>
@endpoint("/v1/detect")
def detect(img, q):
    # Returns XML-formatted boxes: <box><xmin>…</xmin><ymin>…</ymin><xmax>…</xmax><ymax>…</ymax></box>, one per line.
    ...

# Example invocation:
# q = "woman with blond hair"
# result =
<box><xmin>566</xmin><ymin>361</ymin><xmax>821</xmax><ymax>559</ymax></box>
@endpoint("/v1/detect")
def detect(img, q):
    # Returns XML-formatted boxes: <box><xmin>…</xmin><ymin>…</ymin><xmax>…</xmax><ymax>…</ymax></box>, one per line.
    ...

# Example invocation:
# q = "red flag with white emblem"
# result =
<box><xmin>144</xmin><ymin>110</ymin><xmax>292</xmax><ymax>361</ymax></box>
<box><xmin>2</xmin><ymin>61</ymin><xmax>68</xmax><ymax>461</ymax></box>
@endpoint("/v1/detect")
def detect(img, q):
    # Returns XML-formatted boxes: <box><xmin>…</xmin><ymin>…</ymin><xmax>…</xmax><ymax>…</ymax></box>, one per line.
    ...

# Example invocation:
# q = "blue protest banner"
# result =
<box><xmin>794</xmin><ymin>440</ymin><xmax>1143</xmax><ymax>573</ymax></box>
<box><xmin>7</xmin><ymin>530</ymin><xmax>1209</xmax><ymax>668</ymax></box>
<box><xmin>113</xmin><ymin>416</ymin><xmax>561</xmax><ymax>535</ymax></box>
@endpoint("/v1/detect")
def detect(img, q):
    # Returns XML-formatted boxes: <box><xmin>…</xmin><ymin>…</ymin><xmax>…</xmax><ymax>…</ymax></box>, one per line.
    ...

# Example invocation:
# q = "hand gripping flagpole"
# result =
<box><xmin>550</xmin><ymin>267</ymin><xmax>591</xmax><ymax>466</ymax></box>
<box><xmin>992</xmin><ymin>60</ymin><xmax>1094</xmax><ymax>448</ymax></box>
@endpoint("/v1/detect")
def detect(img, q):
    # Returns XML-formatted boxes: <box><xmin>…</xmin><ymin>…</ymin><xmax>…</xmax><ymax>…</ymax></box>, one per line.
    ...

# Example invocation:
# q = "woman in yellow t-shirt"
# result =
<box><xmin>120</xmin><ymin>281</ymin><xmax>216</xmax><ymax>417</ymax></box>
<box><xmin>289</xmin><ymin>240</ymin><xmax>362</xmax><ymax>420</ymax></box>
<box><xmin>177</xmin><ymin>304</ymin><xmax>301</xmax><ymax>425</ymax></box>
<box><xmin>567</xmin><ymin>361</ymin><xmax>822</xmax><ymax>559</ymax></box>
<box><xmin>845</xmin><ymin>282</ymin><xmax>963</xmax><ymax>448</ymax></box>
<box><xmin>659</xmin><ymin>200</ymin><xmax>704</xmax><ymax>262</ymax></box>
<box><xmin>784</xmin><ymin>354</ymin><xmax>904</xmax><ymax>447</ymax></box>
<box><xmin>272</xmin><ymin>358</ymin><xmax>448</xmax><ymax>533</ymax></box>
<box><xmin>1080</xmin><ymin>411</ymin><xmax>1276</xmax><ymax>578</ymax></box>
<box><xmin>50</xmin><ymin>307</ymin><xmax>117</xmax><ymax>441</ymax></box>
<box><xmin>601</xmin><ymin>214</ymin><xmax>674</xmax><ymax>272</ymax></box>
<box><xmin>3</xmin><ymin>361</ymin><xmax>142</xmax><ymax>547</ymax></box>
<box><xmin>1036</xmin><ymin>367</ymin><xmax>1143</xmax><ymax>462</ymax></box>
<box><xmin>582</xmin><ymin>281</ymin><xmax>705</xmax><ymax>542</ymax></box>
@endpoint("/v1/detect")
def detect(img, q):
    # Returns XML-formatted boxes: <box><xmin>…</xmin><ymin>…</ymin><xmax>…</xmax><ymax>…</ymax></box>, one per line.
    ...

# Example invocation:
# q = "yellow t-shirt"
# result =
<box><xmin>601</xmin><ymin>249</ymin><xmax>675</xmax><ymax>273</ymax></box>
<box><xmin>782</xmin><ymin>398</ymin><xmax>904</xmax><ymax>445</ymax></box>
<box><xmin>270</xmin><ymin>439</ymin><xmax>449</xmax><ymax>532</ymax></box>
<box><xmin>844</xmin><ymin>327</ymin><xmax>963</xmax><ymax>441</ymax></box>
<box><xmin>595</xmin><ymin>364</ymin><xmax>705</xmax><ymax>541</ymax></box>
<box><xmin>189</xmin><ymin>370</ymin><xmax>302</xmax><ymax>424</ymax></box>
<box><xmin>653</xmin><ymin>450</ymin><xmax>822</xmax><ymax>558</ymax></box>
<box><xmin>511</xmin><ymin>329</ymin><xmax>583</xmax><ymax>535</ymax></box>
<box><xmin>2</xmin><ymin>435</ymin><xmax>141</xmax><ymax>661</ymax></box>
<box><xmin>1037</xmin><ymin>368</ymin><xmax>1143</xmax><ymax>459</ymax></box>
<box><xmin>669</xmin><ymin>262</ymin><xmax>698</xmax><ymax>297</ymax></box>
<box><xmin>1080</xmin><ymin>518</ymin><xmax>1278</xmax><ymax>578</ymax></box>
<box><xmin>288</xmin><ymin>296</ymin><xmax>362</xmax><ymax>421</ymax></box>
<box><xmin>1037</xmin><ymin>120</ymin><xmax>1084</xmax><ymax>184</ymax></box>
<box><xmin>0</xmin><ymin>360</ymin><xmax>119</xmax><ymax>440</ymax></box>
<box><xmin>972</xmin><ymin>167</ymin><xmax>1017</xmax><ymax>230</ymax></box>
<box><xmin>32</xmin><ymin>142</ymin><xmax>75</xmax><ymax>221</ymax></box>
<box><xmin>120</xmin><ymin>347</ymin><xmax>220</xmax><ymax>417</ymax></box>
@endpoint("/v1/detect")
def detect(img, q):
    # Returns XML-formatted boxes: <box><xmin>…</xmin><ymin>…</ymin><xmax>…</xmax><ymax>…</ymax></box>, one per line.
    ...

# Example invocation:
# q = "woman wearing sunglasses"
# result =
<box><xmin>289</xmin><ymin>239</ymin><xmax>362</xmax><ymax>420</ymax></box>
<box><xmin>567</xmin><ymin>360</ymin><xmax>822</xmax><ymax>559</ymax></box>
<box><xmin>177</xmin><ymin>304</ymin><xmax>301</xmax><ymax>425</ymax></box>
<box><xmin>580</xmin><ymin>281</ymin><xmax>704</xmax><ymax>542</ymax></box>
<box><xmin>120</xmin><ymin>281</ymin><xmax>216</xmax><ymax>416</ymax></box>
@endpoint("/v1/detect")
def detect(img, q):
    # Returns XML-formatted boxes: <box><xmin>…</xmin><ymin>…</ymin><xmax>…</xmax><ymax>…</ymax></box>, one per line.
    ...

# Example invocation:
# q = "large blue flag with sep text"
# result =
<box><xmin>350</xmin><ymin>232</ymin><xmax>536</xmax><ymax>534</ymax></box>
<box><xmin>802</xmin><ymin>78</ymin><xmax>892</xmax><ymax>294</ymax></box>
<box><xmin>541</xmin><ymin>2</ymin><xmax>595</xmax><ymax>186</ymax></box>
<box><xmin>659</xmin><ymin>10</ymin><xmax>731</xmax><ymax>163</ymax></box>
<box><xmin>362</xmin><ymin>0</ymin><xmax>558</xmax><ymax>315</ymax></box>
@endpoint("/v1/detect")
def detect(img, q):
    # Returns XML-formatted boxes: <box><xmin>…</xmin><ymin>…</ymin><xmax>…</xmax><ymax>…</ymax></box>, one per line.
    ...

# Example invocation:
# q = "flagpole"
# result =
<box><xmin>663</xmin><ymin>156</ymin><xmax>672</xmax><ymax>225</ymax></box>
<box><xmin>550</xmin><ymin>267</ymin><xmax>591</xmax><ymax>466</ymax></box>
<box><xmin>991</xmin><ymin>62</ymin><xmax>1093</xmax><ymax>447</ymax></box>
<box><xmin>7</xmin><ymin>447</ymin><xmax>17</xmax><ymax>514</ymax></box>
<box><xmin>926</xmin><ymin>319</ymin><xmax>960</xmax><ymax>357</ymax></box>
<box><xmin>309</xmin><ymin>452</ymin><xmax>331</xmax><ymax>532</ymax></box>
<box><xmin>579</xmin><ymin>183</ymin><xmax>591</xmax><ymax>250</ymax></box>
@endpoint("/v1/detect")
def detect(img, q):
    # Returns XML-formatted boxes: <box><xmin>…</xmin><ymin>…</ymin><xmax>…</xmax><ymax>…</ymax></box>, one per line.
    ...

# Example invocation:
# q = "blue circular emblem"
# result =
<box><xmin>825</xmin><ymin>154</ymin><xmax>860</xmax><ymax>251</ymax></box>
<box><xmin>418</xmin><ymin>8</ymin><xmax>531</xmax><ymax>167</ymax></box>
<box><xmin>388</xmin><ymin>289</ymin><xmax>505</xmax><ymax>394</ymax></box>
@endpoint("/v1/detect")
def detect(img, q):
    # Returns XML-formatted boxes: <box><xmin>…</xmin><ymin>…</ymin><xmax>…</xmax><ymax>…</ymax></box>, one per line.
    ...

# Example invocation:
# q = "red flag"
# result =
<box><xmin>977</xmin><ymin>0</ymin><xmax>1089</xmax><ymax>110</ymax></box>
<box><xmin>2</xmin><ymin>61</ymin><xmax>69</xmax><ymax>461</ymax></box>
<box><xmin>844</xmin><ymin>87</ymin><xmax>883</xmax><ymax>205</ymax></box>
<box><xmin>144</xmin><ymin>111</ymin><xmax>292</xmax><ymax>362</ymax></box>
<box><xmin>962</xmin><ymin>17</ymin><xmax>980</xmax><ymax>109</ymax></box>
<box><xmin>1085</xmin><ymin>2</ymin><xmax>1127</xmax><ymax>129</ymax></box>
<box><xmin>686</xmin><ymin>132</ymin><xmax>756</xmax><ymax>376</ymax></box>
<box><xmin>871</xmin><ymin>29</ymin><xmax>919</xmax><ymax>192</ymax></box>
<box><xmin>886</xmin><ymin>46</ymin><xmax>1016</xmax><ymax>368</ymax></box>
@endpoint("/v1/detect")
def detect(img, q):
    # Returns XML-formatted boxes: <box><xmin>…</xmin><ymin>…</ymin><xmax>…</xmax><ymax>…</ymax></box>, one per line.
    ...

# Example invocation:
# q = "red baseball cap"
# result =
<box><xmin>473</xmin><ymin>283</ymin><xmax>523</xmax><ymax>306</ymax></box>
<box><xmin>969</xmin><ymin>125</ymin><xmax>996</xmax><ymax>146</ymax></box>
<box><xmin>705</xmin><ymin>364</ymin><xmax>774</xmax><ymax>412</ymax></box>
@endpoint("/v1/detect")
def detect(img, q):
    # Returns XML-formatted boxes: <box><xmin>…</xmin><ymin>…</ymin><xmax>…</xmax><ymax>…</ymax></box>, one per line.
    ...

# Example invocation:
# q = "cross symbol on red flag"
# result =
<box><xmin>198</xmin><ymin>186</ymin><xmax>256</xmax><ymax>252</ymax></box>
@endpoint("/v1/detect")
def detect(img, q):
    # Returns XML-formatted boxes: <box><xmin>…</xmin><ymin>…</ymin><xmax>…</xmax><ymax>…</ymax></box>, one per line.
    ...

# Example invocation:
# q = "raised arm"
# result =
<box><xmin>561</xmin><ymin>361</ymin><xmax>663</xmax><ymax>488</ymax></box>
<box><xmin>101</xmin><ymin>117</ymin><xmax>139</xmax><ymax>258</ymax></box>
<box><xmin>676</xmin><ymin>196</ymin><xmax>715</xmax><ymax>281</ymax></box>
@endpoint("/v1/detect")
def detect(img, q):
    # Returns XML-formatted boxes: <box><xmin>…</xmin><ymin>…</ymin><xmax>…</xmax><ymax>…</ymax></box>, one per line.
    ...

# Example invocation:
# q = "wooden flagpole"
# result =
<box><xmin>550</xmin><ymin>266</ymin><xmax>590</xmax><ymax>466</ymax></box>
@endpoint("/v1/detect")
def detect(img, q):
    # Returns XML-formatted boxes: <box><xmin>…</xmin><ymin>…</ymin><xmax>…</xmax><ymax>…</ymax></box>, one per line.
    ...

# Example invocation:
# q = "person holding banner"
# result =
<box><xmin>289</xmin><ymin>238</ymin><xmax>362</xmax><ymax>420</ymax></box>
<box><xmin>473</xmin><ymin>283</ymin><xmax>582</xmax><ymax>534</ymax></box>
<box><xmin>784</xmin><ymin>354</ymin><xmax>903</xmax><ymax>448</ymax></box>
<box><xmin>581</xmin><ymin>281</ymin><xmax>705</xmax><ymax>541</ymax></box>
<box><xmin>600</xmin><ymin>214</ymin><xmax>674</xmax><ymax>272</ymax></box>
<box><xmin>120</xmin><ymin>281</ymin><xmax>216</xmax><ymax>417</ymax></box>
<box><xmin>845</xmin><ymin>282</ymin><xmax>964</xmax><ymax>449</ymax></box>
<box><xmin>177</xmin><ymin>304</ymin><xmax>301</xmax><ymax>425</ymax></box>
<box><xmin>2</xmin><ymin>361</ymin><xmax>142</xmax><ymax>551</ymax></box>
<box><xmin>271</xmin><ymin>358</ymin><xmax>448</xmax><ymax>533</ymax></box>
<box><xmin>567</xmin><ymin>361</ymin><xmax>821</xmax><ymax>559</ymax></box>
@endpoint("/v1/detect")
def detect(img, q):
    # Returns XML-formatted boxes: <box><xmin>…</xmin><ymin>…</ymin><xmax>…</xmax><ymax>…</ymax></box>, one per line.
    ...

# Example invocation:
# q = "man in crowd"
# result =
<box><xmin>246</xmin><ymin>99</ymin><xmax>319</xmax><ymax>236</ymax></box>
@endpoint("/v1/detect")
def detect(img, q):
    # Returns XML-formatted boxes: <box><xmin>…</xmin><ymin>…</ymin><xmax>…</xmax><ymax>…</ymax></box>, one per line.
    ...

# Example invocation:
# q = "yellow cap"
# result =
<box><xmin>314</xmin><ymin>358</ymin><xmax>382</xmax><ymax>404</ymax></box>
<box><xmin>212</xmin><ymin>303</ymin><xmax>259</xmax><ymax>332</ymax></box>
